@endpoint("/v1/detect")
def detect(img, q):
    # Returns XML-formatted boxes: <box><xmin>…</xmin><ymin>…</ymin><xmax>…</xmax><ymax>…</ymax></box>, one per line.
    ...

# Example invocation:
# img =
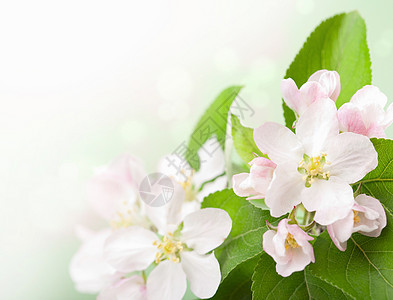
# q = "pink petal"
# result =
<box><xmin>337</xmin><ymin>103</ymin><xmax>368</xmax><ymax>136</ymax></box>
<box><xmin>254</xmin><ymin>122</ymin><xmax>303</xmax><ymax>165</ymax></box>
<box><xmin>308</xmin><ymin>70</ymin><xmax>341</xmax><ymax>101</ymax></box>
<box><xmin>354</xmin><ymin>194</ymin><xmax>387</xmax><ymax>238</ymax></box>
<box><xmin>295</xmin><ymin>98</ymin><xmax>339</xmax><ymax>157</ymax></box>
<box><xmin>350</xmin><ymin>85</ymin><xmax>387</xmax><ymax>108</ymax></box>
<box><xmin>232</xmin><ymin>173</ymin><xmax>255</xmax><ymax>197</ymax></box>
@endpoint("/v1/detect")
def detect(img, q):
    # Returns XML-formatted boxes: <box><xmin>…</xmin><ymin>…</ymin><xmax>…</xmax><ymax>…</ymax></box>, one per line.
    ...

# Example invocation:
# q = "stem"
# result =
<box><xmin>142</xmin><ymin>270</ymin><xmax>147</xmax><ymax>283</ymax></box>
<box><xmin>354</xmin><ymin>183</ymin><xmax>363</xmax><ymax>197</ymax></box>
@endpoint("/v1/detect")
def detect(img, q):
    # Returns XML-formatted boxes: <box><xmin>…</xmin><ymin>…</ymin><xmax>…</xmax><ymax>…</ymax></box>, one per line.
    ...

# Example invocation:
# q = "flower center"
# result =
<box><xmin>153</xmin><ymin>233</ymin><xmax>184</xmax><ymax>263</ymax></box>
<box><xmin>285</xmin><ymin>233</ymin><xmax>300</xmax><ymax>250</ymax></box>
<box><xmin>178</xmin><ymin>169</ymin><xmax>197</xmax><ymax>202</ymax></box>
<box><xmin>353</xmin><ymin>210</ymin><xmax>361</xmax><ymax>223</ymax></box>
<box><xmin>110</xmin><ymin>200</ymin><xmax>146</xmax><ymax>229</ymax></box>
<box><xmin>298</xmin><ymin>153</ymin><xmax>330</xmax><ymax>187</ymax></box>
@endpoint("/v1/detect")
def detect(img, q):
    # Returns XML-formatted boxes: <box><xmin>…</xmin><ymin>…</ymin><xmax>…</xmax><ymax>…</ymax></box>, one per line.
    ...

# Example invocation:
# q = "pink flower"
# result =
<box><xmin>254</xmin><ymin>99</ymin><xmax>378</xmax><ymax>225</ymax></box>
<box><xmin>87</xmin><ymin>154</ymin><xmax>151</xmax><ymax>228</ymax></box>
<box><xmin>263</xmin><ymin>219</ymin><xmax>314</xmax><ymax>277</ymax></box>
<box><xmin>282</xmin><ymin>70</ymin><xmax>340</xmax><ymax>117</ymax></box>
<box><xmin>338</xmin><ymin>85</ymin><xmax>393</xmax><ymax>138</ymax></box>
<box><xmin>327</xmin><ymin>194</ymin><xmax>387</xmax><ymax>251</ymax></box>
<box><xmin>232</xmin><ymin>157</ymin><xmax>276</xmax><ymax>199</ymax></box>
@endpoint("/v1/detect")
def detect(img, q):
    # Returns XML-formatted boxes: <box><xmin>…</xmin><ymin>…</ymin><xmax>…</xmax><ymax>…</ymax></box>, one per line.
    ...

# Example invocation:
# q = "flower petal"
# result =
<box><xmin>265</xmin><ymin>163</ymin><xmax>304</xmax><ymax>217</ymax></box>
<box><xmin>354</xmin><ymin>194</ymin><xmax>387</xmax><ymax>237</ymax></box>
<box><xmin>254</xmin><ymin>122</ymin><xmax>303</xmax><ymax>165</ymax></box>
<box><xmin>308</xmin><ymin>70</ymin><xmax>341</xmax><ymax>101</ymax></box>
<box><xmin>263</xmin><ymin>230</ymin><xmax>279</xmax><ymax>260</ymax></box>
<box><xmin>326</xmin><ymin>132</ymin><xmax>378</xmax><ymax>184</ymax></box>
<box><xmin>145</xmin><ymin>180</ymin><xmax>185</xmax><ymax>234</ymax></box>
<box><xmin>180</xmin><ymin>251</ymin><xmax>221</xmax><ymax>299</ymax></box>
<box><xmin>301</xmin><ymin>177</ymin><xmax>354</xmax><ymax>225</ymax></box>
<box><xmin>232</xmin><ymin>173</ymin><xmax>255</xmax><ymax>197</ymax></box>
<box><xmin>276</xmin><ymin>247</ymin><xmax>314</xmax><ymax>277</ymax></box>
<box><xmin>104</xmin><ymin>227</ymin><xmax>156</xmax><ymax>273</ymax></box>
<box><xmin>327</xmin><ymin>211</ymin><xmax>354</xmax><ymax>251</ymax></box>
<box><xmin>351</xmin><ymin>85</ymin><xmax>387</xmax><ymax>108</ymax></box>
<box><xmin>382</xmin><ymin>102</ymin><xmax>393</xmax><ymax>128</ymax></box>
<box><xmin>146</xmin><ymin>261</ymin><xmax>187</xmax><ymax>300</ymax></box>
<box><xmin>337</xmin><ymin>103</ymin><xmax>369</xmax><ymax>136</ymax></box>
<box><xmin>181</xmin><ymin>208</ymin><xmax>232</xmax><ymax>254</ymax></box>
<box><xmin>249</xmin><ymin>157</ymin><xmax>276</xmax><ymax>195</ymax></box>
<box><xmin>281</xmin><ymin>78</ymin><xmax>302</xmax><ymax>113</ymax></box>
<box><xmin>296</xmin><ymin>98</ymin><xmax>339</xmax><ymax>156</ymax></box>
<box><xmin>87</xmin><ymin>154</ymin><xmax>146</xmax><ymax>222</ymax></box>
<box><xmin>98</xmin><ymin>276</ymin><xmax>146</xmax><ymax>300</ymax></box>
<box><xmin>69</xmin><ymin>229</ymin><xmax>121</xmax><ymax>294</ymax></box>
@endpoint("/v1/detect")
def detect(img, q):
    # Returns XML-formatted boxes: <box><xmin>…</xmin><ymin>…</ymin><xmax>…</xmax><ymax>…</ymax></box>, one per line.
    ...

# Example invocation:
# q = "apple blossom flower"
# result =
<box><xmin>232</xmin><ymin>157</ymin><xmax>276</xmax><ymax>199</ymax></box>
<box><xmin>327</xmin><ymin>194</ymin><xmax>387</xmax><ymax>251</ymax></box>
<box><xmin>103</xmin><ymin>208</ymin><xmax>232</xmax><ymax>300</ymax></box>
<box><xmin>338</xmin><ymin>85</ymin><xmax>393</xmax><ymax>138</ymax></box>
<box><xmin>158</xmin><ymin>137</ymin><xmax>226</xmax><ymax>215</ymax></box>
<box><xmin>263</xmin><ymin>219</ymin><xmax>314</xmax><ymax>277</ymax></box>
<box><xmin>87</xmin><ymin>154</ymin><xmax>151</xmax><ymax>229</ymax></box>
<box><xmin>69</xmin><ymin>228</ymin><xmax>123</xmax><ymax>294</ymax></box>
<box><xmin>254</xmin><ymin>98</ymin><xmax>378</xmax><ymax>225</ymax></box>
<box><xmin>282</xmin><ymin>69</ymin><xmax>340</xmax><ymax>118</ymax></box>
<box><xmin>98</xmin><ymin>276</ymin><xmax>146</xmax><ymax>300</ymax></box>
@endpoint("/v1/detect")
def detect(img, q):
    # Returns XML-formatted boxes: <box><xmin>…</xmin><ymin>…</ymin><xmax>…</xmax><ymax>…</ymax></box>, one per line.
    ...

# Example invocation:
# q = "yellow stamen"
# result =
<box><xmin>153</xmin><ymin>233</ymin><xmax>184</xmax><ymax>264</ymax></box>
<box><xmin>353</xmin><ymin>210</ymin><xmax>361</xmax><ymax>223</ymax></box>
<box><xmin>285</xmin><ymin>233</ymin><xmax>300</xmax><ymax>250</ymax></box>
<box><xmin>298</xmin><ymin>153</ymin><xmax>330</xmax><ymax>187</ymax></box>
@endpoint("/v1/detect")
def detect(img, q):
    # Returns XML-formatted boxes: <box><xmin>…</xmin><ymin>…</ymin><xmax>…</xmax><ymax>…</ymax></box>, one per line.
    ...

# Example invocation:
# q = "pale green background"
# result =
<box><xmin>1</xmin><ymin>1</ymin><xmax>392</xmax><ymax>299</ymax></box>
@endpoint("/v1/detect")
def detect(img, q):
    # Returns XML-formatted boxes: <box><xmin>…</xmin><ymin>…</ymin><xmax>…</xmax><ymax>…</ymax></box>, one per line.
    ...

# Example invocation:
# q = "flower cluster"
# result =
<box><xmin>69</xmin><ymin>139</ymin><xmax>232</xmax><ymax>299</ymax></box>
<box><xmin>233</xmin><ymin>70</ymin><xmax>389</xmax><ymax>277</ymax></box>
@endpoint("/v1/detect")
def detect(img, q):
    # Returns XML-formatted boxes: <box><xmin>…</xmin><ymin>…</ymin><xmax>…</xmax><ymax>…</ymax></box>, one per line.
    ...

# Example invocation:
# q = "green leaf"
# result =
<box><xmin>308</xmin><ymin>226</ymin><xmax>393</xmax><ymax>299</ymax></box>
<box><xmin>231</xmin><ymin>114</ymin><xmax>264</xmax><ymax>165</ymax></box>
<box><xmin>357</xmin><ymin>138</ymin><xmax>393</xmax><ymax>215</ymax></box>
<box><xmin>252</xmin><ymin>252</ymin><xmax>351</xmax><ymax>300</ymax></box>
<box><xmin>201</xmin><ymin>189</ymin><xmax>281</xmax><ymax>280</ymax></box>
<box><xmin>186</xmin><ymin>86</ymin><xmax>243</xmax><ymax>171</ymax></box>
<box><xmin>283</xmin><ymin>11</ymin><xmax>372</xmax><ymax>129</ymax></box>
<box><xmin>210</xmin><ymin>256</ymin><xmax>259</xmax><ymax>300</ymax></box>
<box><xmin>249</xmin><ymin>198</ymin><xmax>269</xmax><ymax>210</ymax></box>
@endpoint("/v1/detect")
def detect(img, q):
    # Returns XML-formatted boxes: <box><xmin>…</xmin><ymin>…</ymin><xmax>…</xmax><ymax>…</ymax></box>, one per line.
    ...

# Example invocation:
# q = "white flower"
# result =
<box><xmin>254</xmin><ymin>99</ymin><xmax>378</xmax><ymax>225</ymax></box>
<box><xmin>158</xmin><ymin>136</ymin><xmax>226</xmax><ymax>215</ymax></box>
<box><xmin>263</xmin><ymin>219</ymin><xmax>314</xmax><ymax>277</ymax></box>
<box><xmin>69</xmin><ymin>228</ymin><xmax>123</xmax><ymax>294</ymax></box>
<box><xmin>103</xmin><ymin>208</ymin><xmax>232</xmax><ymax>300</ymax></box>
<box><xmin>282</xmin><ymin>70</ymin><xmax>340</xmax><ymax>118</ymax></box>
<box><xmin>338</xmin><ymin>85</ymin><xmax>393</xmax><ymax>138</ymax></box>
<box><xmin>87</xmin><ymin>154</ymin><xmax>150</xmax><ymax>229</ymax></box>
<box><xmin>98</xmin><ymin>276</ymin><xmax>146</xmax><ymax>300</ymax></box>
<box><xmin>327</xmin><ymin>194</ymin><xmax>387</xmax><ymax>251</ymax></box>
<box><xmin>232</xmin><ymin>157</ymin><xmax>276</xmax><ymax>199</ymax></box>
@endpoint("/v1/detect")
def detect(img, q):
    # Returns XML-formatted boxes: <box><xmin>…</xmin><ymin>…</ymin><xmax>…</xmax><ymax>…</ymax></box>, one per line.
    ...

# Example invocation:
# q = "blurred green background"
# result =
<box><xmin>1</xmin><ymin>1</ymin><xmax>392</xmax><ymax>299</ymax></box>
